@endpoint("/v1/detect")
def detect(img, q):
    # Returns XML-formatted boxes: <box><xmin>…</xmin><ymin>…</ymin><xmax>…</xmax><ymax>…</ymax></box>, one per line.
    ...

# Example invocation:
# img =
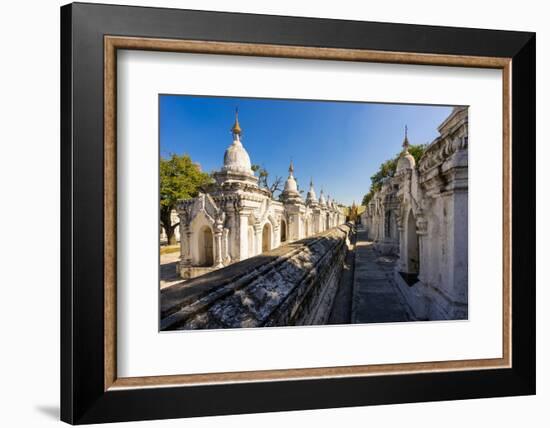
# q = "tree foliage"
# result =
<box><xmin>160</xmin><ymin>153</ymin><xmax>212</xmax><ymax>244</ymax></box>
<box><xmin>407</xmin><ymin>144</ymin><xmax>426</xmax><ymax>164</ymax></box>
<box><xmin>361</xmin><ymin>144</ymin><xmax>426</xmax><ymax>207</ymax></box>
<box><xmin>362</xmin><ymin>192</ymin><xmax>374</xmax><ymax>207</ymax></box>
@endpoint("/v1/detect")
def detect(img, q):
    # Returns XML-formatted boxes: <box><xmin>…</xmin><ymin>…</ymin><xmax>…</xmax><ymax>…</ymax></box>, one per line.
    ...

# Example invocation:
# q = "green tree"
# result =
<box><xmin>160</xmin><ymin>154</ymin><xmax>212</xmax><ymax>245</ymax></box>
<box><xmin>361</xmin><ymin>143</ymin><xmax>426</xmax><ymax>207</ymax></box>
<box><xmin>407</xmin><ymin>144</ymin><xmax>426</xmax><ymax>164</ymax></box>
<box><xmin>362</xmin><ymin>192</ymin><xmax>374</xmax><ymax>207</ymax></box>
<box><xmin>370</xmin><ymin>158</ymin><xmax>398</xmax><ymax>192</ymax></box>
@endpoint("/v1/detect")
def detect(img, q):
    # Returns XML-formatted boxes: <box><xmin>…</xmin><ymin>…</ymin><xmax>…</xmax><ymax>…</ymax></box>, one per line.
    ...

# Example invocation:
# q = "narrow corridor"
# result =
<box><xmin>352</xmin><ymin>228</ymin><xmax>411</xmax><ymax>323</ymax></box>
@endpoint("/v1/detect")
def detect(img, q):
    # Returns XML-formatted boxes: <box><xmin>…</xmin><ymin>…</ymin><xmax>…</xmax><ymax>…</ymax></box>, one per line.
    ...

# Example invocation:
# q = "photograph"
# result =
<box><xmin>53</xmin><ymin>2</ymin><xmax>536</xmax><ymax>424</ymax></box>
<box><xmin>159</xmin><ymin>95</ymin><xmax>469</xmax><ymax>330</ymax></box>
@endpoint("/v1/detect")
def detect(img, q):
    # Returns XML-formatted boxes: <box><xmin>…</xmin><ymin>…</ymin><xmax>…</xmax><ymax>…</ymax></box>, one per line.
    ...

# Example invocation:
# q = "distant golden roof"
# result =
<box><xmin>343</xmin><ymin>205</ymin><xmax>366</xmax><ymax>216</ymax></box>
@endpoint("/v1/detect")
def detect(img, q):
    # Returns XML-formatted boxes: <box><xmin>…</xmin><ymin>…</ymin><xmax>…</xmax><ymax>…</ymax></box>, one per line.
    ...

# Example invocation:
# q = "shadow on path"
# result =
<box><xmin>327</xmin><ymin>231</ymin><xmax>356</xmax><ymax>324</ymax></box>
<box><xmin>160</xmin><ymin>260</ymin><xmax>179</xmax><ymax>282</ymax></box>
<box><xmin>352</xmin><ymin>229</ymin><xmax>411</xmax><ymax>323</ymax></box>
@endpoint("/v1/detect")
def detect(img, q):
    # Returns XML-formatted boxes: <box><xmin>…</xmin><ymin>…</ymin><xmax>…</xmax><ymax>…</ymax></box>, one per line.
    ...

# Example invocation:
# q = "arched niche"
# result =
<box><xmin>262</xmin><ymin>222</ymin><xmax>272</xmax><ymax>253</ymax></box>
<box><xmin>197</xmin><ymin>226</ymin><xmax>214</xmax><ymax>267</ymax></box>
<box><xmin>280</xmin><ymin>219</ymin><xmax>287</xmax><ymax>243</ymax></box>
<box><xmin>247</xmin><ymin>225</ymin><xmax>254</xmax><ymax>258</ymax></box>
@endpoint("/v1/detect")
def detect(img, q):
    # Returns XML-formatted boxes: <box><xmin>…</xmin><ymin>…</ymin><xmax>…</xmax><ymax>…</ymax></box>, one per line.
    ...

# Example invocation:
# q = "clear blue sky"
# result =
<box><xmin>159</xmin><ymin>95</ymin><xmax>454</xmax><ymax>206</ymax></box>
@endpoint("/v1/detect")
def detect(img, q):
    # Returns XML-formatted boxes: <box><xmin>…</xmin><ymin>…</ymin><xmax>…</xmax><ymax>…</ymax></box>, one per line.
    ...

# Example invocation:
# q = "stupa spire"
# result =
<box><xmin>306</xmin><ymin>177</ymin><xmax>318</xmax><ymax>205</ymax></box>
<box><xmin>231</xmin><ymin>107</ymin><xmax>242</xmax><ymax>137</ymax></box>
<box><xmin>402</xmin><ymin>125</ymin><xmax>410</xmax><ymax>152</ymax></box>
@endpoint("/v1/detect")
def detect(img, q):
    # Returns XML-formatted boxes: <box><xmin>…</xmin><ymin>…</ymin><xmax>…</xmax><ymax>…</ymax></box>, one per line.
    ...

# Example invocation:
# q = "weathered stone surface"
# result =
<box><xmin>161</xmin><ymin>224</ymin><xmax>355</xmax><ymax>330</ymax></box>
<box><xmin>352</xmin><ymin>230</ymin><xmax>411</xmax><ymax>323</ymax></box>
<box><xmin>176</xmin><ymin>114</ymin><xmax>347</xmax><ymax>281</ymax></box>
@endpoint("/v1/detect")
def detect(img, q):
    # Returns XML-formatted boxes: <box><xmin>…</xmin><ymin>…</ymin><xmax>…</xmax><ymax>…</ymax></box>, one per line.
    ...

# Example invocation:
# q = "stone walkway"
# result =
<box><xmin>160</xmin><ymin>250</ymin><xmax>182</xmax><ymax>289</ymax></box>
<box><xmin>352</xmin><ymin>228</ymin><xmax>411</xmax><ymax>323</ymax></box>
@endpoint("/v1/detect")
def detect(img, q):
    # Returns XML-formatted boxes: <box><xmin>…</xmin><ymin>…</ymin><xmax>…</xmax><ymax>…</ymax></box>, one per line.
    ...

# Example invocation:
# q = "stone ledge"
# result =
<box><xmin>393</xmin><ymin>270</ymin><xmax>468</xmax><ymax>321</ymax></box>
<box><xmin>161</xmin><ymin>224</ymin><xmax>355</xmax><ymax>330</ymax></box>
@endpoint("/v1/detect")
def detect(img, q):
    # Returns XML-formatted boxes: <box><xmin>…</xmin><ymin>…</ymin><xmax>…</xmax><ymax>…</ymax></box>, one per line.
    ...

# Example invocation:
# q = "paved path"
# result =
<box><xmin>352</xmin><ymin>228</ymin><xmax>411</xmax><ymax>323</ymax></box>
<box><xmin>160</xmin><ymin>251</ymin><xmax>182</xmax><ymax>289</ymax></box>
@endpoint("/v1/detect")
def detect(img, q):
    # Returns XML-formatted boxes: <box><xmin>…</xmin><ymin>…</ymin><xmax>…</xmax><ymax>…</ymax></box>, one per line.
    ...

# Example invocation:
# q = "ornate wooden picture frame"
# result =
<box><xmin>61</xmin><ymin>2</ymin><xmax>535</xmax><ymax>424</ymax></box>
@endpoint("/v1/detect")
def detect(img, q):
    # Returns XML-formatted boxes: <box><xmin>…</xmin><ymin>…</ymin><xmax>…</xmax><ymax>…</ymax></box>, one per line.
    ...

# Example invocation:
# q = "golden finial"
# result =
<box><xmin>289</xmin><ymin>159</ymin><xmax>294</xmax><ymax>175</ymax></box>
<box><xmin>231</xmin><ymin>107</ymin><xmax>242</xmax><ymax>136</ymax></box>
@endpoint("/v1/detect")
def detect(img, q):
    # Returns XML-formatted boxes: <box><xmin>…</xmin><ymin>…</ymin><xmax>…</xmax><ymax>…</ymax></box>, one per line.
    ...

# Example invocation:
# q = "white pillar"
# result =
<box><xmin>222</xmin><ymin>228</ymin><xmax>230</xmax><ymax>263</ymax></box>
<box><xmin>273</xmin><ymin>224</ymin><xmax>280</xmax><ymax>248</ymax></box>
<box><xmin>238</xmin><ymin>215</ymin><xmax>249</xmax><ymax>260</ymax></box>
<box><xmin>214</xmin><ymin>231</ymin><xmax>224</xmax><ymax>268</ymax></box>
<box><xmin>254</xmin><ymin>224</ymin><xmax>262</xmax><ymax>255</ymax></box>
<box><xmin>396</xmin><ymin>226</ymin><xmax>406</xmax><ymax>271</ymax></box>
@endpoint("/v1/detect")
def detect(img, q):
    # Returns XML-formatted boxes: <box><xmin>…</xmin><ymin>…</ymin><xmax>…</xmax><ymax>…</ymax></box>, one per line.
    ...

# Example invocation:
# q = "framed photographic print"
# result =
<box><xmin>60</xmin><ymin>2</ymin><xmax>536</xmax><ymax>424</ymax></box>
